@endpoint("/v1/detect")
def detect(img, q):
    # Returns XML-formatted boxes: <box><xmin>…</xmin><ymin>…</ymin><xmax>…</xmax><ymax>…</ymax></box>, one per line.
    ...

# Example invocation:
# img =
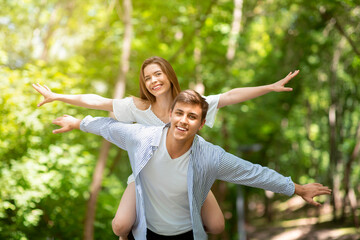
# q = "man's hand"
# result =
<box><xmin>271</xmin><ymin>70</ymin><xmax>300</xmax><ymax>92</ymax></box>
<box><xmin>52</xmin><ymin>115</ymin><xmax>81</xmax><ymax>134</ymax></box>
<box><xmin>294</xmin><ymin>183</ymin><xmax>332</xmax><ymax>207</ymax></box>
<box><xmin>32</xmin><ymin>83</ymin><xmax>57</xmax><ymax>107</ymax></box>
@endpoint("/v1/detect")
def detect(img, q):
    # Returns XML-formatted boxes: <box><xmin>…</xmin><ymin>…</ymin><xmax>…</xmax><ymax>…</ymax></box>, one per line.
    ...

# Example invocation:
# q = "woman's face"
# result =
<box><xmin>143</xmin><ymin>63</ymin><xmax>172</xmax><ymax>98</ymax></box>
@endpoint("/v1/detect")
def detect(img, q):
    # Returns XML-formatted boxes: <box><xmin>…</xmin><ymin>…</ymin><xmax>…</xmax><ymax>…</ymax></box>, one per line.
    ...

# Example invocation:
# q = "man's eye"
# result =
<box><xmin>189</xmin><ymin>115</ymin><xmax>196</xmax><ymax>120</ymax></box>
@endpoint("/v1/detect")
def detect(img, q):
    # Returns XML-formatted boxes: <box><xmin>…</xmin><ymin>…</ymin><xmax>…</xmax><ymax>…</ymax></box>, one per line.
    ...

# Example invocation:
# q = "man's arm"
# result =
<box><xmin>32</xmin><ymin>83</ymin><xmax>113</xmax><ymax>111</ymax></box>
<box><xmin>217</xmin><ymin>70</ymin><xmax>299</xmax><ymax>108</ymax></box>
<box><xmin>217</xmin><ymin>152</ymin><xmax>331</xmax><ymax>206</ymax></box>
<box><xmin>52</xmin><ymin>115</ymin><xmax>137</xmax><ymax>151</ymax></box>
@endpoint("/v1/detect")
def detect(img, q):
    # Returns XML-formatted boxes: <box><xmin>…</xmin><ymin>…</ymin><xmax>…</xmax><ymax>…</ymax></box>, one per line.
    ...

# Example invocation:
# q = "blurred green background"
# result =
<box><xmin>1</xmin><ymin>0</ymin><xmax>359</xmax><ymax>239</ymax></box>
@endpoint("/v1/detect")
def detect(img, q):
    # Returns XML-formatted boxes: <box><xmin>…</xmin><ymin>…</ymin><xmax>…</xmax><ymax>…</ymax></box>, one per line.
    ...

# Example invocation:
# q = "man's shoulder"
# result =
<box><xmin>194</xmin><ymin>135</ymin><xmax>225</xmax><ymax>156</ymax></box>
<box><xmin>124</xmin><ymin>123</ymin><xmax>163</xmax><ymax>141</ymax></box>
<box><xmin>125</xmin><ymin>123</ymin><xmax>162</xmax><ymax>133</ymax></box>
<box><xmin>191</xmin><ymin>135</ymin><xmax>225</xmax><ymax>174</ymax></box>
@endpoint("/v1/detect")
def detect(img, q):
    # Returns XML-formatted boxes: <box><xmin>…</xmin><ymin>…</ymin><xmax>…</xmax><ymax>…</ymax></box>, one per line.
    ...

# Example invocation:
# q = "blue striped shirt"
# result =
<box><xmin>80</xmin><ymin>116</ymin><xmax>295</xmax><ymax>240</ymax></box>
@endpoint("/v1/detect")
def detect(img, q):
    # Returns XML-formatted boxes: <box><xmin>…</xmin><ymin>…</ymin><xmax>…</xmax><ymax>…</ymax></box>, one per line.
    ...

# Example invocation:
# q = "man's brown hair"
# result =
<box><xmin>171</xmin><ymin>90</ymin><xmax>209</xmax><ymax>121</ymax></box>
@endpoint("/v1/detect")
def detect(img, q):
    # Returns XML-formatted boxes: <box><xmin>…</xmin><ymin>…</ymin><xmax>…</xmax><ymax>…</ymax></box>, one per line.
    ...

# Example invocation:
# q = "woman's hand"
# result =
<box><xmin>270</xmin><ymin>70</ymin><xmax>300</xmax><ymax>92</ymax></box>
<box><xmin>32</xmin><ymin>83</ymin><xmax>57</xmax><ymax>107</ymax></box>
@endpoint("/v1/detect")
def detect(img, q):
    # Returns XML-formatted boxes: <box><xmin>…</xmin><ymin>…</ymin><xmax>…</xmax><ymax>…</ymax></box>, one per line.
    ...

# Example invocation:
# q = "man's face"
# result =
<box><xmin>169</xmin><ymin>102</ymin><xmax>205</xmax><ymax>143</ymax></box>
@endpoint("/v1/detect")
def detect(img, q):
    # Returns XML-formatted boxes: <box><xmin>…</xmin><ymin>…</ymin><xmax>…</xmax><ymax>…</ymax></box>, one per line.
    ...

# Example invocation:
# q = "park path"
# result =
<box><xmin>247</xmin><ymin>221</ymin><xmax>360</xmax><ymax>240</ymax></box>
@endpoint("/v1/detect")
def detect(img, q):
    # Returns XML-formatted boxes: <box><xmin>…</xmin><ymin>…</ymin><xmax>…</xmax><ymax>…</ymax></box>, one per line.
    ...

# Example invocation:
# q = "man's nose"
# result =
<box><xmin>180</xmin><ymin>115</ymin><xmax>188</xmax><ymax>124</ymax></box>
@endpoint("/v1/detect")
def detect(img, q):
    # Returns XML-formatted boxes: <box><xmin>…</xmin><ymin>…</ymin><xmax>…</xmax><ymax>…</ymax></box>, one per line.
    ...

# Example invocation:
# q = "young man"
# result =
<box><xmin>52</xmin><ymin>90</ymin><xmax>331</xmax><ymax>240</ymax></box>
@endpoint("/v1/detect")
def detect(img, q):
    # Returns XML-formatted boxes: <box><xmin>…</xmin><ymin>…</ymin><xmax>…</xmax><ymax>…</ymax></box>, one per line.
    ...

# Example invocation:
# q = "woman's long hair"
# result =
<box><xmin>139</xmin><ymin>56</ymin><xmax>181</xmax><ymax>103</ymax></box>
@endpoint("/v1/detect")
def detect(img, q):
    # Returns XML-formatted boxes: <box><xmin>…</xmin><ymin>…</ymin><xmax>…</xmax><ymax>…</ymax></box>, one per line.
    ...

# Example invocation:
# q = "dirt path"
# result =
<box><xmin>247</xmin><ymin>221</ymin><xmax>360</xmax><ymax>240</ymax></box>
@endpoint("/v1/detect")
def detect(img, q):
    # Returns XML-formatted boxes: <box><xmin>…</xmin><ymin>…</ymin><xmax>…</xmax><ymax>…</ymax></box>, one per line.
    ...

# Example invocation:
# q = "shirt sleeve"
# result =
<box><xmin>217</xmin><ymin>152</ymin><xmax>295</xmax><ymax>196</ymax></box>
<box><xmin>112</xmin><ymin>97</ymin><xmax>136</xmax><ymax>123</ymax></box>
<box><xmin>203</xmin><ymin>94</ymin><xmax>220</xmax><ymax>128</ymax></box>
<box><xmin>80</xmin><ymin>115</ymin><xmax>138</xmax><ymax>151</ymax></box>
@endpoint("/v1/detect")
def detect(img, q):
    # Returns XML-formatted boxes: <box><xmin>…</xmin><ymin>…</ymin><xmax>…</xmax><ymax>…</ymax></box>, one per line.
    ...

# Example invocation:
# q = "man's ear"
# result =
<box><xmin>198</xmin><ymin>119</ymin><xmax>206</xmax><ymax>131</ymax></box>
<box><xmin>169</xmin><ymin>109</ymin><xmax>173</xmax><ymax>120</ymax></box>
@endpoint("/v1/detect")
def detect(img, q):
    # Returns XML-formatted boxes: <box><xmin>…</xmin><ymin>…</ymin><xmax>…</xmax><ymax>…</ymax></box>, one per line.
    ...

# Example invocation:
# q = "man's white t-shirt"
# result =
<box><xmin>113</xmin><ymin>95</ymin><xmax>220</xmax><ymax>185</ymax></box>
<box><xmin>139</xmin><ymin>128</ymin><xmax>192</xmax><ymax>235</ymax></box>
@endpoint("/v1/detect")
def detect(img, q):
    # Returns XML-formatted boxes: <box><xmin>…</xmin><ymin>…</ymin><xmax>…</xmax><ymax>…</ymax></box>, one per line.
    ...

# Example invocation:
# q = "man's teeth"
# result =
<box><xmin>177</xmin><ymin>126</ymin><xmax>187</xmax><ymax>131</ymax></box>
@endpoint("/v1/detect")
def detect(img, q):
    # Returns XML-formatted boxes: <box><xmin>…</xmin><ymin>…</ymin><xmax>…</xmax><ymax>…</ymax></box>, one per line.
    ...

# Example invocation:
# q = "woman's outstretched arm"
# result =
<box><xmin>217</xmin><ymin>70</ymin><xmax>299</xmax><ymax>108</ymax></box>
<box><xmin>32</xmin><ymin>83</ymin><xmax>113</xmax><ymax>111</ymax></box>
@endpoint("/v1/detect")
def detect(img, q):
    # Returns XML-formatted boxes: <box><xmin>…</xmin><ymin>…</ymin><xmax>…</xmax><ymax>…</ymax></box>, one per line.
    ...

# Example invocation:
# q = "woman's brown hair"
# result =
<box><xmin>139</xmin><ymin>56</ymin><xmax>181</xmax><ymax>103</ymax></box>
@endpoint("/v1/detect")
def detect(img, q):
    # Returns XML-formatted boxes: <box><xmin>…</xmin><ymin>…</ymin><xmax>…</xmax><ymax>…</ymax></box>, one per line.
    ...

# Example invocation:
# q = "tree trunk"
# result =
<box><xmin>226</xmin><ymin>2</ymin><xmax>244</xmax><ymax>240</ymax></box>
<box><xmin>191</xmin><ymin>46</ymin><xmax>205</xmax><ymax>95</ymax></box>
<box><xmin>348</xmin><ymin>188</ymin><xmax>359</xmax><ymax>227</ymax></box>
<box><xmin>83</xmin><ymin>0</ymin><xmax>132</xmax><ymax>239</ymax></box>
<box><xmin>341</xmin><ymin>123</ymin><xmax>360</xmax><ymax>226</ymax></box>
<box><xmin>226</xmin><ymin>0</ymin><xmax>243</xmax><ymax>61</ymax></box>
<box><xmin>40</xmin><ymin>5</ymin><xmax>59</xmax><ymax>61</ymax></box>
<box><xmin>319</xmin><ymin>9</ymin><xmax>360</xmax><ymax>56</ymax></box>
<box><xmin>84</xmin><ymin>140</ymin><xmax>111</xmax><ymax>240</ymax></box>
<box><xmin>328</xmin><ymin>37</ymin><xmax>344</xmax><ymax>222</ymax></box>
<box><xmin>209</xmin><ymin>1</ymin><xmax>244</xmax><ymax>238</ymax></box>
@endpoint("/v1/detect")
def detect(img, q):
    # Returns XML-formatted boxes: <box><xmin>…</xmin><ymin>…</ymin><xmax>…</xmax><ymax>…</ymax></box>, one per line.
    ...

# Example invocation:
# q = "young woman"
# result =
<box><xmin>33</xmin><ymin>56</ymin><xmax>299</xmax><ymax>239</ymax></box>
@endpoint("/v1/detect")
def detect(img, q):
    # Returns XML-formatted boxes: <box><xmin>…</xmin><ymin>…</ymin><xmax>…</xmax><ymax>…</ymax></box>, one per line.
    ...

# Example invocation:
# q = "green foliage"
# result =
<box><xmin>0</xmin><ymin>63</ymin><xmax>124</xmax><ymax>238</ymax></box>
<box><xmin>1</xmin><ymin>0</ymin><xmax>359</xmax><ymax>239</ymax></box>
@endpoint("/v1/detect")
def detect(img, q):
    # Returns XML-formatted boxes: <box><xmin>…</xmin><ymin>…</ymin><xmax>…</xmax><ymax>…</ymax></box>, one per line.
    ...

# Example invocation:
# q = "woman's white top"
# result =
<box><xmin>112</xmin><ymin>94</ymin><xmax>220</xmax><ymax>184</ymax></box>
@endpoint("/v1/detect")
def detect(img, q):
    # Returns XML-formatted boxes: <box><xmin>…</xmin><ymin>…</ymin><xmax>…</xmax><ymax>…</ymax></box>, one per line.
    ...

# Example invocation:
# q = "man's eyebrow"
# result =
<box><xmin>174</xmin><ymin>108</ymin><xmax>199</xmax><ymax>116</ymax></box>
<box><xmin>188</xmin><ymin>112</ymin><xmax>199</xmax><ymax>117</ymax></box>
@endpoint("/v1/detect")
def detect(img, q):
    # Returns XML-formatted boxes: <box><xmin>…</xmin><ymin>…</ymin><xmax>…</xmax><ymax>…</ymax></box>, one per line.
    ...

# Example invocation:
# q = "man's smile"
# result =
<box><xmin>176</xmin><ymin>125</ymin><xmax>188</xmax><ymax>132</ymax></box>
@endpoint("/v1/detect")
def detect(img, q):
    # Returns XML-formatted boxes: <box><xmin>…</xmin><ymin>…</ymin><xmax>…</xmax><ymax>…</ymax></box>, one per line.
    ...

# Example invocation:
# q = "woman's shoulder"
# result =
<box><xmin>131</xmin><ymin>96</ymin><xmax>151</xmax><ymax>111</ymax></box>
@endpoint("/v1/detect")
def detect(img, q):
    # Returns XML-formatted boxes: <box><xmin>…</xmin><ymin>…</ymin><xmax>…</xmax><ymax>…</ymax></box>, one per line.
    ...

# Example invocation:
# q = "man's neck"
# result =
<box><xmin>165</xmin><ymin>128</ymin><xmax>194</xmax><ymax>159</ymax></box>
